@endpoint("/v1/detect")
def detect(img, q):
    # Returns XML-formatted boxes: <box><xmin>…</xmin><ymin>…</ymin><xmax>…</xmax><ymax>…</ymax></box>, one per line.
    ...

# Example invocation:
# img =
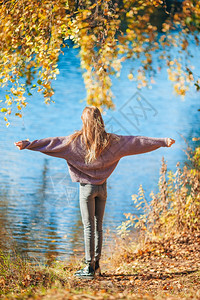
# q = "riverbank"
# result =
<box><xmin>0</xmin><ymin>230</ymin><xmax>199</xmax><ymax>300</ymax></box>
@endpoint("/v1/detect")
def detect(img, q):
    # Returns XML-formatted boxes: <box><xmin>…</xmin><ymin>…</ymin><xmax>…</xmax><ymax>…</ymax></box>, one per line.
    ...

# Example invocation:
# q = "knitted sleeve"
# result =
<box><xmin>20</xmin><ymin>136</ymin><xmax>71</xmax><ymax>159</ymax></box>
<box><xmin>112</xmin><ymin>135</ymin><xmax>168</xmax><ymax>159</ymax></box>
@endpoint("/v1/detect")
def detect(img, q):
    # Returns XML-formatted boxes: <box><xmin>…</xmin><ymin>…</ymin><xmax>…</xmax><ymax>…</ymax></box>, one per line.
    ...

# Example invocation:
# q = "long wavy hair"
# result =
<box><xmin>67</xmin><ymin>106</ymin><xmax>112</xmax><ymax>164</ymax></box>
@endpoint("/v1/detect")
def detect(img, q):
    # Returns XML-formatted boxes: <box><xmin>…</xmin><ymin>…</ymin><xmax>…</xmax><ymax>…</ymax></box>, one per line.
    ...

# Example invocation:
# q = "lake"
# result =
<box><xmin>0</xmin><ymin>42</ymin><xmax>199</xmax><ymax>263</ymax></box>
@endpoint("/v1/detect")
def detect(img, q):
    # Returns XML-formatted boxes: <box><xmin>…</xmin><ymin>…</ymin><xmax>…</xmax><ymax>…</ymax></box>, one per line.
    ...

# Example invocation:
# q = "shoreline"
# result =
<box><xmin>0</xmin><ymin>230</ymin><xmax>199</xmax><ymax>299</ymax></box>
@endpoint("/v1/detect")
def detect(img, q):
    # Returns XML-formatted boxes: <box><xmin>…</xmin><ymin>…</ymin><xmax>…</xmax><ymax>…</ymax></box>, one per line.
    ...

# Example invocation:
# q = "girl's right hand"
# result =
<box><xmin>15</xmin><ymin>140</ymin><xmax>30</xmax><ymax>150</ymax></box>
<box><xmin>14</xmin><ymin>141</ymin><xmax>24</xmax><ymax>150</ymax></box>
<box><xmin>167</xmin><ymin>138</ymin><xmax>175</xmax><ymax>147</ymax></box>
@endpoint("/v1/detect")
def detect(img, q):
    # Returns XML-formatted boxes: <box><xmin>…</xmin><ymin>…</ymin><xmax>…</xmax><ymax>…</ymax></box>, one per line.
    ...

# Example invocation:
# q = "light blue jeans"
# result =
<box><xmin>79</xmin><ymin>181</ymin><xmax>107</xmax><ymax>265</ymax></box>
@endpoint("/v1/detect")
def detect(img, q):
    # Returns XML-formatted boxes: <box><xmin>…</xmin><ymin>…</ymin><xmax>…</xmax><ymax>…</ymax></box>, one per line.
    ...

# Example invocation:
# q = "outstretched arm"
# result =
<box><xmin>115</xmin><ymin>135</ymin><xmax>175</xmax><ymax>158</ymax></box>
<box><xmin>14</xmin><ymin>136</ymin><xmax>71</xmax><ymax>159</ymax></box>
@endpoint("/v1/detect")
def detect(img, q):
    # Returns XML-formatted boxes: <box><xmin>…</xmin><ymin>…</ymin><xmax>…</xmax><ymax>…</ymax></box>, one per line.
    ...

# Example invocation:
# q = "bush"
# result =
<box><xmin>117</xmin><ymin>146</ymin><xmax>200</xmax><ymax>240</ymax></box>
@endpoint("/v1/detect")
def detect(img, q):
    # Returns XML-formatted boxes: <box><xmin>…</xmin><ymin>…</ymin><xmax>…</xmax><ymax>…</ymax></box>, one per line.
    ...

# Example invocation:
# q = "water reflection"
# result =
<box><xmin>0</xmin><ymin>156</ymin><xmax>84</xmax><ymax>264</ymax></box>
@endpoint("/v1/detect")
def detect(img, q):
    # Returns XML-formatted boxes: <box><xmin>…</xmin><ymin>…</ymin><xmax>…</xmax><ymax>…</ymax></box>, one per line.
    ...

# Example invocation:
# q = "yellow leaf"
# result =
<box><xmin>15</xmin><ymin>113</ymin><xmax>22</xmax><ymax>118</ymax></box>
<box><xmin>7</xmin><ymin>100</ymin><xmax>12</xmax><ymax>105</ymax></box>
<box><xmin>128</xmin><ymin>73</ymin><xmax>134</xmax><ymax>80</ymax></box>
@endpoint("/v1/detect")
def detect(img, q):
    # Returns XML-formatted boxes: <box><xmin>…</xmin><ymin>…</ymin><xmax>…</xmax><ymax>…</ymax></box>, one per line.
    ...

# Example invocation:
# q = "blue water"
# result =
<box><xmin>0</xmin><ymin>43</ymin><xmax>199</xmax><ymax>263</ymax></box>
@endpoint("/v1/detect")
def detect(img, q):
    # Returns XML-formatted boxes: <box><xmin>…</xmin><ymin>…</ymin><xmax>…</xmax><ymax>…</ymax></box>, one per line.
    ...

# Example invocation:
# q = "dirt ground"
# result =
<box><xmin>43</xmin><ymin>232</ymin><xmax>200</xmax><ymax>300</ymax></box>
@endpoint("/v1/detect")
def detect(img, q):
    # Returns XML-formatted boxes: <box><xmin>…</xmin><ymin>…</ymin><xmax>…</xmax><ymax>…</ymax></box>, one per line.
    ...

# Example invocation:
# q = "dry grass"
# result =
<box><xmin>0</xmin><ymin>242</ymin><xmax>199</xmax><ymax>300</ymax></box>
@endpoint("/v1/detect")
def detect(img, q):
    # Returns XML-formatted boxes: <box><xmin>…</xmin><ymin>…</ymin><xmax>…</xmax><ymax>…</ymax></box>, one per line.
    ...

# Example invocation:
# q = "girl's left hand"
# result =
<box><xmin>167</xmin><ymin>138</ymin><xmax>175</xmax><ymax>147</ymax></box>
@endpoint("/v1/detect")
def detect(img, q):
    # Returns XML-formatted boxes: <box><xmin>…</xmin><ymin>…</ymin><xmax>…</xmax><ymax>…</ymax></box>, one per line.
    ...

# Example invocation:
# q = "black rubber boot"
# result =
<box><xmin>74</xmin><ymin>263</ymin><xmax>95</xmax><ymax>279</ymax></box>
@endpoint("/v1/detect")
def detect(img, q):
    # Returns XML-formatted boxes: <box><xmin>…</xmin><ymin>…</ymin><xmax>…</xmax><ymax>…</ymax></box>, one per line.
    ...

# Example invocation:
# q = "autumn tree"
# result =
<box><xmin>0</xmin><ymin>0</ymin><xmax>199</xmax><ymax>126</ymax></box>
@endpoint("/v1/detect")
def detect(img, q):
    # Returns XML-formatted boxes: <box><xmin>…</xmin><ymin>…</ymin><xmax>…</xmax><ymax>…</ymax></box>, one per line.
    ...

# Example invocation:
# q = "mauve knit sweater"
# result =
<box><xmin>20</xmin><ymin>134</ymin><xmax>168</xmax><ymax>185</ymax></box>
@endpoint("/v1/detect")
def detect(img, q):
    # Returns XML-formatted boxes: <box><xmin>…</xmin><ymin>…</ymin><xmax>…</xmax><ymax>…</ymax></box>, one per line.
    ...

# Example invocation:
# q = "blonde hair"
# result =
<box><xmin>67</xmin><ymin>106</ymin><xmax>112</xmax><ymax>164</ymax></box>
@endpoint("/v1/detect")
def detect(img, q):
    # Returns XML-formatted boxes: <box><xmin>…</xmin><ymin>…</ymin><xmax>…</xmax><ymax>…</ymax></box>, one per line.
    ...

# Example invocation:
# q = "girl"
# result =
<box><xmin>15</xmin><ymin>106</ymin><xmax>175</xmax><ymax>279</ymax></box>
